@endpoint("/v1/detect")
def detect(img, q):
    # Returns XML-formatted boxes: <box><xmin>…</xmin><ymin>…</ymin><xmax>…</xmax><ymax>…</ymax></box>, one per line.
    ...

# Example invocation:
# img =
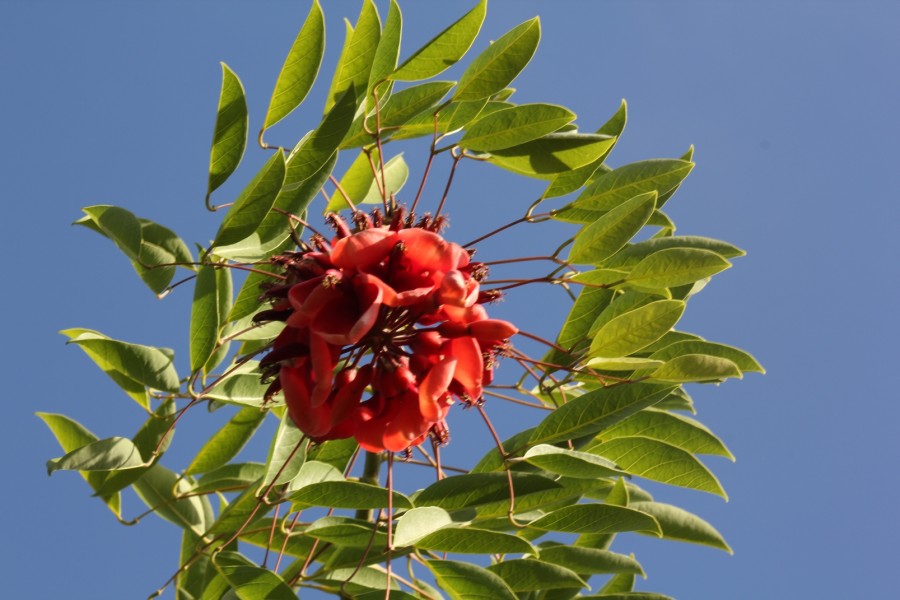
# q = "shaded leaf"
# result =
<box><xmin>204</xmin><ymin>373</ymin><xmax>275</xmax><ymax>408</ymax></box>
<box><xmin>207</xmin><ymin>63</ymin><xmax>248</xmax><ymax>199</ymax></box>
<box><xmin>258</xmin><ymin>412</ymin><xmax>307</xmax><ymax>495</ymax></box>
<box><xmin>537</xmin><ymin>544</ymin><xmax>645</xmax><ymax>575</ymax></box>
<box><xmin>392</xmin><ymin>0</ymin><xmax>486</xmax><ymax>81</ymax></box>
<box><xmin>290</xmin><ymin>480</ymin><xmax>412</xmax><ymax>510</ymax></box>
<box><xmin>455</xmin><ymin>16</ymin><xmax>540</xmax><ymax>101</ymax></box>
<box><xmin>530</xmin><ymin>504</ymin><xmax>661</xmax><ymax>536</ymax></box>
<box><xmin>415</xmin><ymin>472</ymin><xmax>559</xmax><ymax>510</ymax></box>
<box><xmin>190</xmin><ymin>264</ymin><xmax>221</xmax><ymax>373</ymax></box>
<box><xmin>415</xmin><ymin>527</ymin><xmax>535</xmax><ymax>555</ymax></box>
<box><xmin>213</xmin><ymin>551</ymin><xmax>296</xmax><ymax>600</ymax></box>
<box><xmin>588</xmin><ymin>436</ymin><xmax>727</xmax><ymax>498</ymax></box>
<box><xmin>586</xmin><ymin>357</ymin><xmax>664</xmax><ymax>371</ymax></box>
<box><xmin>569</xmin><ymin>191</ymin><xmax>657</xmax><ymax>265</ymax></box>
<box><xmin>520</xmin><ymin>444</ymin><xmax>624</xmax><ymax>479</ymax></box>
<box><xmin>132</xmin><ymin>464</ymin><xmax>213</xmax><ymax>536</ymax></box>
<box><xmin>649</xmin><ymin>340</ymin><xmax>764</xmax><ymax>373</ymax></box>
<box><xmin>47</xmin><ymin>436</ymin><xmax>148</xmax><ymax>474</ymax></box>
<box><xmin>177</xmin><ymin>530</ymin><xmax>210</xmax><ymax>600</ymax></box>
<box><xmin>601</xmin><ymin>409</ymin><xmax>733</xmax><ymax>459</ymax></box>
<box><xmin>426</xmin><ymin>559</ymin><xmax>517</xmax><ymax>600</ymax></box>
<box><xmin>194</xmin><ymin>462</ymin><xmax>266</xmax><ymax>495</ymax></box>
<box><xmin>629</xmin><ymin>501</ymin><xmax>731</xmax><ymax>552</ymax></box>
<box><xmin>487</xmin><ymin>559</ymin><xmax>587</xmax><ymax>592</ymax></box>
<box><xmin>263</xmin><ymin>0</ymin><xmax>325</xmax><ymax>130</ymax></box>
<box><xmin>185</xmin><ymin>406</ymin><xmax>266</xmax><ymax>475</ymax></box>
<box><xmin>304</xmin><ymin>516</ymin><xmax>387</xmax><ymax>548</ymax></box>
<box><xmin>460</xmin><ymin>103</ymin><xmax>574</xmax><ymax>151</ymax></box>
<box><xmin>650</xmin><ymin>354</ymin><xmax>742</xmax><ymax>383</ymax></box>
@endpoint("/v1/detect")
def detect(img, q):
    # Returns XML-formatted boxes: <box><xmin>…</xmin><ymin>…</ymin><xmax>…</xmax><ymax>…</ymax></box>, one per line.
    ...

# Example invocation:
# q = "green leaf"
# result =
<box><xmin>207</xmin><ymin>480</ymin><xmax>269</xmax><ymax>536</ymax></box>
<box><xmin>207</xmin><ymin>63</ymin><xmax>248</xmax><ymax>200</ymax></box>
<box><xmin>583</xmin><ymin>594</ymin><xmax>673</xmax><ymax>600</ymax></box>
<box><xmin>177</xmin><ymin>530</ymin><xmax>210</xmax><ymax>600</ymax></box>
<box><xmin>529</xmin><ymin>504</ymin><xmax>661</xmax><ymax>536</ymax></box>
<box><xmin>520</xmin><ymin>444</ymin><xmax>624</xmax><ymax>479</ymax></box>
<box><xmin>132</xmin><ymin>464</ymin><xmax>213</xmax><ymax>536</ymax></box>
<box><xmin>649</xmin><ymin>354</ymin><xmax>742</xmax><ymax>383</ymax></box>
<box><xmin>569</xmin><ymin>191</ymin><xmax>657</xmax><ymax>265</ymax></box>
<box><xmin>205</xmin><ymin>373</ymin><xmax>274</xmax><ymax>408</ymax></box>
<box><xmin>393</xmin><ymin>506</ymin><xmax>454</xmax><ymax>547</ymax></box>
<box><xmin>585</xmin><ymin>357</ymin><xmax>665</xmax><ymax>371</ymax></box>
<box><xmin>76</xmin><ymin>205</ymin><xmax>183</xmax><ymax>294</ymax></box>
<box><xmin>61</xmin><ymin>328</ymin><xmax>180</xmax><ymax>392</ymax></box>
<box><xmin>487</xmin><ymin>559</ymin><xmax>586</xmax><ymax>592</ymax></box>
<box><xmin>588</xmin><ymin>436</ymin><xmax>727</xmax><ymax>498</ymax></box>
<box><xmin>426</xmin><ymin>559</ymin><xmax>517</xmax><ymax>600</ymax></box>
<box><xmin>185</xmin><ymin>407</ymin><xmax>266</xmax><ymax>475</ymax></box>
<box><xmin>589</xmin><ymin>300</ymin><xmax>686</xmax><ymax>358</ymax></box>
<box><xmin>572</xmin><ymin>159</ymin><xmax>695</xmax><ymax>213</ymax></box>
<box><xmin>654</xmin><ymin>386</ymin><xmax>696</xmax><ymax>413</ymax></box>
<box><xmin>290</xmin><ymin>480</ymin><xmax>412</xmax><ymax>510</ymax></box>
<box><xmin>203</xmin><ymin>266</ymin><xmax>234</xmax><ymax>375</ymax></box>
<box><xmin>414</xmin><ymin>527</ymin><xmax>535</xmax><ymax>555</ymax></box>
<box><xmin>213</xmin><ymin>551</ymin><xmax>297</xmax><ymax>600</ymax></box>
<box><xmin>537</xmin><ymin>545</ymin><xmax>645</xmax><ymax>575</ymax></box>
<box><xmin>600</xmin><ymin>572</ymin><xmax>634</xmax><ymax>594</ymax></box>
<box><xmin>37</xmin><ymin>413</ymin><xmax>121</xmax><ymax>516</ymax></box>
<box><xmin>228</xmin><ymin>264</ymin><xmax>280</xmax><ymax>322</ymax></box>
<box><xmin>528</xmin><ymin>383</ymin><xmax>674</xmax><ymax>447</ymax></box>
<box><xmin>629</xmin><ymin>501</ymin><xmax>732</xmax><ymax>552</ymax></box>
<box><xmin>285</xmin><ymin>460</ymin><xmax>344</xmax><ymax>492</ymax></box>
<box><xmin>544</xmin><ymin>286</ymin><xmax>615</xmax><ymax>370</ymax></box>
<box><xmin>194</xmin><ymin>462</ymin><xmax>266</xmax><ymax>494</ymax></box>
<box><xmin>455</xmin><ymin>16</ymin><xmax>541</xmax><ymax>101</ymax></box>
<box><xmin>460</xmin><ymin>103</ymin><xmax>574</xmax><ymax>151</ymax></box>
<box><xmin>649</xmin><ymin>339</ymin><xmax>764</xmax><ymax>373</ymax></box>
<box><xmin>263</xmin><ymin>0</ymin><xmax>325</xmax><ymax>130</ymax></box>
<box><xmin>414</xmin><ymin>472</ymin><xmax>559</xmax><ymax>510</ymax></box>
<box><xmin>190</xmin><ymin>265</ymin><xmax>221</xmax><ymax>373</ymax></box>
<box><xmin>328</xmin><ymin>151</ymin><xmax>409</xmax><ymax>211</ymax></box>
<box><xmin>626</xmin><ymin>248</ymin><xmax>731</xmax><ymax>289</ymax></box>
<box><xmin>258</xmin><ymin>412</ymin><xmax>307</xmax><ymax>495</ymax></box>
<box><xmin>212</xmin><ymin>150</ymin><xmax>286</xmax><ymax>248</ymax></box>
<box><xmin>381</xmin><ymin>81</ymin><xmax>455</xmax><ymax>128</ymax></box>
<box><xmin>392</xmin><ymin>0</ymin><xmax>486</xmax><ymax>81</ymax></box>
<box><xmin>47</xmin><ymin>436</ymin><xmax>148</xmax><ymax>474</ymax></box>
<box><xmin>303</xmin><ymin>516</ymin><xmax>387</xmax><ymax>548</ymax></box>
<box><xmin>488</xmin><ymin>133</ymin><xmax>616</xmax><ymax>179</ymax></box>
<box><xmin>325</xmin><ymin>0</ymin><xmax>381</xmax><ymax>112</ymax></box>
<box><xmin>367</xmin><ymin>0</ymin><xmax>402</xmax><ymax>102</ymax></box>
<box><xmin>601</xmin><ymin>409</ymin><xmax>734</xmax><ymax>460</ymax></box>
<box><xmin>605</xmin><ymin>235</ymin><xmax>745</xmax><ymax>269</ymax></box>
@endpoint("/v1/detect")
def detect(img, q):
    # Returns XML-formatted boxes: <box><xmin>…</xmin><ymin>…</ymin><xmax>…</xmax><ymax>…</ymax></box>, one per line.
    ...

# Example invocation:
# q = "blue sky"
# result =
<box><xmin>2</xmin><ymin>1</ymin><xmax>898</xmax><ymax>598</ymax></box>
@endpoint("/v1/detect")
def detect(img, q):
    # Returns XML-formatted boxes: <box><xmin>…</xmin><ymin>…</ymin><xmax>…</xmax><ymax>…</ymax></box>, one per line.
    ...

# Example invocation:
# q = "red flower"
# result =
<box><xmin>257</xmin><ymin>208</ymin><xmax>516</xmax><ymax>452</ymax></box>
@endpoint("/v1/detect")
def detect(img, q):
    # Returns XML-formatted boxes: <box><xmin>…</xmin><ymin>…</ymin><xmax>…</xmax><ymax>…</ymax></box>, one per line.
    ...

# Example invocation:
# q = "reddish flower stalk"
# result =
<box><xmin>255</xmin><ymin>206</ymin><xmax>518</xmax><ymax>453</ymax></box>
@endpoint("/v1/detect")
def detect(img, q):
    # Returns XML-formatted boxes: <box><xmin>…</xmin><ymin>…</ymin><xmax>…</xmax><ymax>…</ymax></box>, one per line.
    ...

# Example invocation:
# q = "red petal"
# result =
<box><xmin>397</xmin><ymin>228</ymin><xmax>464</xmax><ymax>274</ymax></box>
<box><xmin>331</xmin><ymin>228</ymin><xmax>399</xmax><ymax>270</ymax></box>
<box><xmin>419</xmin><ymin>356</ymin><xmax>456</xmax><ymax>421</ymax></box>
<box><xmin>450</xmin><ymin>336</ymin><xmax>483</xmax><ymax>402</ymax></box>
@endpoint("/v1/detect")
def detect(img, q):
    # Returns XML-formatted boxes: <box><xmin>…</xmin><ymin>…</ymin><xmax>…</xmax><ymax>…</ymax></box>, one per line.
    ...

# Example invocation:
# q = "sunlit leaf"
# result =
<box><xmin>393</xmin><ymin>506</ymin><xmax>454</xmax><ymax>547</ymax></box>
<box><xmin>605</xmin><ymin>235</ymin><xmax>745</xmax><ymax>269</ymax></box>
<box><xmin>263</xmin><ymin>0</ymin><xmax>325</xmax><ymax>130</ymax></box>
<box><xmin>573</xmin><ymin>159</ymin><xmax>694</xmax><ymax>213</ymax></box>
<box><xmin>649</xmin><ymin>354</ymin><xmax>742</xmax><ymax>383</ymax></box>
<box><xmin>489</xmin><ymin>133</ymin><xmax>616</xmax><ymax>178</ymax></box>
<box><xmin>304</xmin><ymin>516</ymin><xmax>387</xmax><ymax>548</ymax></box>
<box><xmin>537</xmin><ymin>544</ymin><xmax>645</xmax><ymax>575</ymax></box>
<box><xmin>600</xmin><ymin>409</ymin><xmax>734</xmax><ymax>459</ymax></box>
<box><xmin>415</xmin><ymin>527</ymin><xmax>535</xmax><ymax>555</ymax></box>
<box><xmin>325</xmin><ymin>0</ymin><xmax>381</xmax><ymax>112</ymax></box>
<box><xmin>568</xmin><ymin>191</ymin><xmax>656</xmax><ymax>265</ymax></box>
<box><xmin>132</xmin><ymin>464</ymin><xmax>213</xmax><ymax>536</ymax></box>
<box><xmin>213</xmin><ymin>551</ymin><xmax>296</xmax><ymax>600</ymax></box>
<box><xmin>212</xmin><ymin>150</ymin><xmax>286</xmax><ymax>248</ymax></box>
<box><xmin>258</xmin><ymin>412</ymin><xmax>307</xmax><ymax>495</ymax></box>
<box><xmin>487</xmin><ymin>559</ymin><xmax>587</xmax><ymax>592</ymax></box>
<box><xmin>380</xmin><ymin>81</ymin><xmax>455</xmax><ymax>128</ymax></box>
<box><xmin>290</xmin><ymin>480</ymin><xmax>412</xmax><ymax>510</ymax></box>
<box><xmin>649</xmin><ymin>340</ymin><xmax>764</xmax><ymax>373</ymax></box>
<box><xmin>46</xmin><ymin>436</ymin><xmax>148</xmax><ymax>474</ymax></box>
<box><xmin>392</xmin><ymin>0</ymin><xmax>486</xmax><ymax>81</ymax></box>
<box><xmin>460</xmin><ymin>103</ymin><xmax>574</xmax><ymax>151</ymax></box>
<box><xmin>455</xmin><ymin>16</ymin><xmax>541</xmax><ymax>101</ymax></box>
<box><xmin>207</xmin><ymin>63</ymin><xmax>248</xmax><ymax>199</ymax></box>
<box><xmin>589</xmin><ymin>300</ymin><xmax>686</xmax><ymax>358</ymax></box>
<box><xmin>427</xmin><ymin>559</ymin><xmax>517</xmax><ymax>600</ymax></box>
<box><xmin>204</xmin><ymin>373</ymin><xmax>275</xmax><ymax>408</ymax></box>
<box><xmin>629</xmin><ymin>501</ymin><xmax>732</xmax><ymax>552</ymax></box>
<box><xmin>185</xmin><ymin>407</ymin><xmax>266</xmax><ymax>475</ymax></box>
<box><xmin>367</xmin><ymin>0</ymin><xmax>402</xmax><ymax>105</ymax></box>
<box><xmin>194</xmin><ymin>462</ymin><xmax>266</xmax><ymax>494</ymax></box>
<box><xmin>328</xmin><ymin>151</ymin><xmax>409</xmax><ymax>211</ymax></box>
<box><xmin>529</xmin><ymin>504</ymin><xmax>661</xmax><ymax>536</ymax></box>
<box><xmin>626</xmin><ymin>248</ymin><xmax>731</xmax><ymax>289</ymax></box>
<box><xmin>520</xmin><ymin>444</ymin><xmax>624</xmax><ymax>479</ymax></box>
<box><xmin>190</xmin><ymin>264</ymin><xmax>221</xmax><ymax>373</ymax></box>
<box><xmin>586</xmin><ymin>357</ymin><xmax>665</xmax><ymax>371</ymax></box>
<box><xmin>588</xmin><ymin>436</ymin><xmax>727</xmax><ymax>498</ymax></box>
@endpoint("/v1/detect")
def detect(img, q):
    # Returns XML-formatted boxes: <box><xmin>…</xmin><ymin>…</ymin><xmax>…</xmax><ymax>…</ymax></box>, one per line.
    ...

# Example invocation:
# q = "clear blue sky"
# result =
<box><xmin>2</xmin><ymin>1</ymin><xmax>898</xmax><ymax>598</ymax></box>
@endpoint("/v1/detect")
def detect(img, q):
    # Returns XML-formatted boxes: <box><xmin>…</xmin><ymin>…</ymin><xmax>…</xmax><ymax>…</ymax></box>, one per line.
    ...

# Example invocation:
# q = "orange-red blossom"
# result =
<box><xmin>256</xmin><ymin>211</ymin><xmax>517</xmax><ymax>453</ymax></box>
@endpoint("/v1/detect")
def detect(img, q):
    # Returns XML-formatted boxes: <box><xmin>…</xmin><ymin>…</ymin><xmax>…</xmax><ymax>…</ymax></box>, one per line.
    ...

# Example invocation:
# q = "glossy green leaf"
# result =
<box><xmin>489</xmin><ymin>133</ymin><xmax>616</xmax><ymax>179</ymax></box>
<box><xmin>427</xmin><ymin>559</ymin><xmax>517</xmax><ymax>600</ymax></box>
<box><xmin>257</xmin><ymin>412</ymin><xmax>307</xmax><ymax>495</ymax></box>
<box><xmin>205</xmin><ymin>373</ymin><xmax>275</xmax><ymax>408</ymax></box>
<box><xmin>520</xmin><ymin>444</ymin><xmax>624</xmax><ymax>479</ymax></box>
<box><xmin>303</xmin><ymin>516</ymin><xmax>387</xmax><ymax>548</ymax></box>
<box><xmin>606</xmin><ymin>235</ymin><xmax>745</xmax><ymax>269</ymax></box>
<box><xmin>76</xmin><ymin>205</ymin><xmax>183</xmax><ymax>294</ymax></box>
<box><xmin>629</xmin><ymin>501</ymin><xmax>731</xmax><ymax>552</ymax></box>
<box><xmin>194</xmin><ymin>462</ymin><xmax>266</xmax><ymax>494</ymax></box>
<box><xmin>36</xmin><ymin>413</ymin><xmax>121</xmax><ymax>516</ymax></box>
<box><xmin>528</xmin><ymin>383</ymin><xmax>674</xmax><ymax>447</ymax></box>
<box><xmin>285</xmin><ymin>460</ymin><xmax>344</xmax><ymax>492</ymax></box>
<box><xmin>47</xmin><ymin>436</ymin><xmax>148</xmax><ymax>474</ymax></box>
<box><xmin>392</xmin><ymin>0</ymin><xmax>486</xmax><ymax>81</ymax></box>
<box><xmin>544</xmin><ymin>286</ymin><xmax>615</xmax><ymax>370</ymax></box>
<box><xmin>185</xmin><ymin>407</ymin><xmax>266</xmax><ymax>475</ymax></box>
<box><xmin>415</xmin><ymin>527</ymin><xmax>535</xmax><ymax>555</ymax></box>
<box><xmin>367</xmin><ymin>0</ymin><xmax>402</xmax><ymax>103</ymax></box>
<box><xmin>600</xmin><ymin>409</ymin><xmax>733</xmax><ymax>459</ymax></box>
<box><xmin>569</xmin><ymin>191</ymin><xmax>657</xmax><ymax>265</ymax></box>
<box><xmin>207</xmin><ymin>63</ymin><xmax>248</xmax><ymax>199</ymax></box>
<box><xmin>61</xmin><ymin>328</ymin><xmax>180</xmax><ymax>392</ymax></box>
<box><xmin>325</xmin><ymin>0</ymin><xmax>381</xmax><ymax>111</ymax></box>
<box><xmin>132</xmin><ymin>464</ymin><xmax>213</xmax><ymax>536</ymax></box>
<box><xmin>263</xmin><ymin>0</ymin><xmax>325</xmax><ymax>130</ymax></box>
<box><xmin>393</xmin><ymin>506</ymin><xmax>454</xmax><ymax>547</ymax></box>
<box><xmin>487</xmin><ymin>559</ymin><xmax>586</xmax><ymax>592</ymax></box>
<box><xmin>650</xmin><ymin>353</ymin><xmax>743</xmax><ymax>383</ymax></box>
<box><xmin>455</xmin><ymin>16</ymin><xmax>540</xmax><ymax>101</ymax></box>
<box><xmin>381</xmin><ymin>81</ymin><xmax>455</xmax><ymax>127</ymax></box>
<box><xmin>530</xmin><ymin>504</ymin><xmax>661</xmax><ymax>536</ymax></box>
<box><xmin>590</xmin><ymin>300</ymin><xmax>686</xmax><ymax>358</ymax></box>
<box><xmin>213</xmin><ymin>551</ymin><xmax>296</xmax><ymax>600</ymax></box>
<box><xmin>212</xmin><ymin>150</ymin><xmax>286</xmax><ymax>248</ymax></box>
<box><xmin>414</xmin><ymin>472</ymin><xmax>558</xmax><ymax>510</ymax></box>
<box><xmin>649</xmin><ymin>340</ymin><xmax>764</xmax><ymax>373</ymax></box>
<box><xmin>537</xmin><ymin>545</ymin><xmax>645</xmax><ymax>575</ymax></box>
<box><xmin>588</xmin><ymin>436</ymin><xmax>727</xmax><ymax>498</ymax></box>
<box><xmin>291</xmin><ymin>480</ymin><xmax>412</xmax><ymax>510</ymax></box>
<box><xmin>190</xmin><ymin>264</ymin><xmax>220</xmax><ymax>373</ymax></box>
<box><xmin>587</xmin><ymin>292</ymin><xmax>658</xmax><ymax>338</ymax></box>
<box><xmin>573</xmin><ymin>159</ymin><xmax>695</xmax><ymax>213</ymax></box>
<box><xmin>586</xmin><ymin>357</ymin><xmax>665</xmax><ymax>371</ymax></box>
<box><xmin>627</xmin><ymin>248</ymin><xmax>731</xmax><ymax>289</ymax></box>
<box><xmin>460</xmin><ymin>103</ymin><xmax>574</xmax><ymax>151</ymax></box>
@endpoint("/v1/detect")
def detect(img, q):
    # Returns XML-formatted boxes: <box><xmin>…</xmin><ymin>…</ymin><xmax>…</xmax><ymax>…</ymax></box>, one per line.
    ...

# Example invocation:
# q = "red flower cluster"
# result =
<box><xmin>257</xmin><ymin>209</ymin><xmax>516</xmax><ymax>453</ymax></box>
